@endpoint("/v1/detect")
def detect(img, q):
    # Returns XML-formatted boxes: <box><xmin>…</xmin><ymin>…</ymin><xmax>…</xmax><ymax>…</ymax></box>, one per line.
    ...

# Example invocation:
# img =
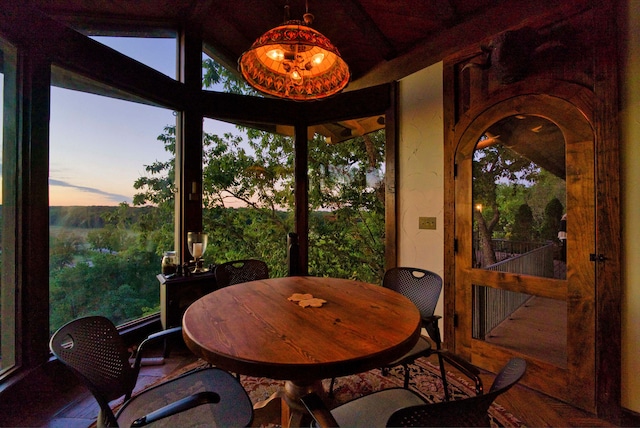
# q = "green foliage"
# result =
<box><xmin>202</xmin><ymin>58</ymin><xmax>259</xmax><ymax>95</ymax></box>
<box><xmin>474</xmin><ymin>140</ymin><xmax>567</xmax><ymax>258</ymax></box>
<box><xmin>86</xmin><ymin>225</ymin><xmax>133</xmax><ymax>252</ymax></box>
<box><xmin>50</xmin><ymin>231</ymin><xmax>85</xmax><ymax>271</ymax></box>
<box><xmin>541</xmin><ymin>197</ymin><xmax>564</xmax><ymax>242</ymax></box>
<box><xmin>306</xmin><ymin>132</ymin><xmax>386</xmax><ymax>281</ymax></box>
<box><xmin>48</xmin><ymin>57</ymin><xmax>387</xmax><ymax>332</ymax></box>
<box><xmin>49</xmin><ymin>247</ymin><xmax>159</xmax><ymax>333</ymax></box>
<box><xmin>512</xmin><ymin>204</ymin><xmax>534</xmax><ymax>242</ymax></box>
<box><xmin>128</xmin><ymin>57</ymin><xmax>386</xmax><ymax>284</ymax></box>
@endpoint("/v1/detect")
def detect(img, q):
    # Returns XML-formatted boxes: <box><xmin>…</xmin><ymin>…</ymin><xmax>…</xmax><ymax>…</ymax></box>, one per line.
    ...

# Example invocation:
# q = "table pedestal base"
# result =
<box><xmin>254</xmin><ymin>379</ymin><xmax>325</xmax><ymax>428</ymax></box>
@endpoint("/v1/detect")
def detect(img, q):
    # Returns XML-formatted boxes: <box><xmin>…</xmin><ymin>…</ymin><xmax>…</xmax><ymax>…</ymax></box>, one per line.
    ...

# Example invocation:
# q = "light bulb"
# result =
<box><xmin>291</xmin><ymin>69</ymin><xmax>303</xmax><ymax>84</ymax></box>
<box><xmin>266</xmin><ymin>49</ymin><xmax>285</xmax><ymax>61</ymax></box>
<box><xmin>311</xmin><ymin>53</ymin><xmax>325</xmax><ymax>65</ymax></box>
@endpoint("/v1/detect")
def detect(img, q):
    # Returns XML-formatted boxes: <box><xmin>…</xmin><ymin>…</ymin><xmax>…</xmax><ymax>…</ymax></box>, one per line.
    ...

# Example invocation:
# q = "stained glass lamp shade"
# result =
<box><xmin>239</xmin><ymin>18</ymin><xmax>350</xmax><ymax>101</ymax></box>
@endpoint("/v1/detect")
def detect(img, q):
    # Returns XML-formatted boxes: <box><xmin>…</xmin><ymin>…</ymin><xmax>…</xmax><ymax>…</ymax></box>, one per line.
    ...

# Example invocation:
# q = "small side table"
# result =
<box><xmin>157</xmin><ymin>272</ymin><xmax>217</xmax><ymax>329</ymax></box>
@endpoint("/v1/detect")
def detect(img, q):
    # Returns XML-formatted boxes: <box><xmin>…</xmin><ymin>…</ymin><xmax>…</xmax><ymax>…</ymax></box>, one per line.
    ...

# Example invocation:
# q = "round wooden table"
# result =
<box><xmin>182</xmin><ymin>276</ymin><xmax>421</xmax><ymax>427</ymax></box>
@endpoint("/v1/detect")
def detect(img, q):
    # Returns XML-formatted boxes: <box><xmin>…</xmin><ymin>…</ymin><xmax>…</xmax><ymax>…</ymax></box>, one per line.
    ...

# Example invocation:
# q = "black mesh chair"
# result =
<box><xmin>302</xmin><ymin>358</ymin><xmax>527</xmax><ymax>428</ymax></box>
<box><xmin>50</xmin><ymin>316</ymin><xmax>253</xmax><ymax>428</ymax></box>
<box><xmin>214</xmin><ymin>259</ymin><xmax>269</xmax><ymax>287</ymax></box>
<box><xmin>330</xmin><ymin>267</ymin><xmax>481</xmax><ymax>400</ymax></box>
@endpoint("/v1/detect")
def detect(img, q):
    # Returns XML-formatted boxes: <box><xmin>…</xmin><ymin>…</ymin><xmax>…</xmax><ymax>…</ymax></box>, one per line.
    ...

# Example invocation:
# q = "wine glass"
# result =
<box><xmin>187</xmin><ymin>232</ymin><xmax>208</xmax><ymax>273</ymax></box>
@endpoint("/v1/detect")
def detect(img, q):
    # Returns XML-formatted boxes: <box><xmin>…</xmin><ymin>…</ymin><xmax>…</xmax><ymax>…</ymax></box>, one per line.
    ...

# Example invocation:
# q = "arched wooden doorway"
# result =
<box><xmin>451</xmin><ymin>92</ymin><xmax>596</xmax><ymax>411</ymax></box>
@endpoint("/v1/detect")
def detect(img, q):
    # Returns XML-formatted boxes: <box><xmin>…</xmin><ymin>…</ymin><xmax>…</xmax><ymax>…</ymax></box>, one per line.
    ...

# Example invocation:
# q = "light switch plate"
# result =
<box><xmin>419</xmin><ymin>217</ymin><xmax>437</xmax><ymax>230</ymax></box>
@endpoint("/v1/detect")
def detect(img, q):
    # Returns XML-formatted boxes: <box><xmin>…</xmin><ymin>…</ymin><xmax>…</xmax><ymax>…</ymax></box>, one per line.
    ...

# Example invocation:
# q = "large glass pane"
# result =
<box><xmin>471</xmin><ymin>115</ymin><xmax>568</xmax><ymax>367</ymax></box>
<box><xmin>472</xmin><ymin>115</ymin><xmax>566</xmax><ymax>279</ymax></box>
<box><xmin>307</xmin><ymin>124</ymin><xmax>385</xmax><ymax>283</ymax></box>
<box><xmin>199</xmin><ymin>55</ymin><xmax>386</xmax><ymax>282</ymax></box>
<box><xmin>202</xmin><ymin>52</ymin><xmax>259</xmax><ymax>96</ymax></box>
<box><xmin>200</xmin><ymin>56</ymin><xmax>293</xmax><ymax>276</ymax></box>
<box><xmin>49</xmin><ymin>78</ymin><xmax>176</xmax><ymax>333</ymax></box>
<box><xmin>92</xmin><ymin>36</ymin><xmax>176</xmax><ymax>79</ymax></box>
<box><xmin>198</xmin><ymin>118</ymin><xmax>293</xmax><ymax>277</ymax></box>
<box><xmin>0</xmin><ymin>38</ymin><xmax>16</xmax><ymax>374</ymax></box>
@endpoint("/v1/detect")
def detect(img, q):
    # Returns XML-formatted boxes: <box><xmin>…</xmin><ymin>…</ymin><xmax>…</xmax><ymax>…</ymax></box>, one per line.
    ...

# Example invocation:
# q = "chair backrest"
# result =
<box><xmin>386</xmin><ymin>358</ymin><xmax>527</xmax><ymax>427</ymax></box>
<box><xmin>214</xmin><ymin>259</ymin><xmax>269</xmax><ymax>287</ymax></box>
<box><xmin>383</xmin><ymin>267</ymin><xmax>442</xmax><ymax>320</ymax></box>
<box><xmin>50</xmin><ymin>316</ymin><xmax>138</xmax><ymax>426</ymax></box>
<box><xmin>384</xmin><ymin>267</ymin><xmax>443</xmax><ymax>345</ymax></box>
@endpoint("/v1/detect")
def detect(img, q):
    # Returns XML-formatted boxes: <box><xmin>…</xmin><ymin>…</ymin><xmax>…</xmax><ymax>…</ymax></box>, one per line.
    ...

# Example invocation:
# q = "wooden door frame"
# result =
<box><xmin>452</xmin><ymin>88</ymin><xmax>597</xmax><ymax>409</ymax></box>
<box><xmin>443</xmin><ymin>76</ymin><xmax>621</xmax><ymax>420</ymax></box>
<box><xmin>442</xmin><ymin>5</ymin><xmax>621</xmax><ymax>419</ymax></box>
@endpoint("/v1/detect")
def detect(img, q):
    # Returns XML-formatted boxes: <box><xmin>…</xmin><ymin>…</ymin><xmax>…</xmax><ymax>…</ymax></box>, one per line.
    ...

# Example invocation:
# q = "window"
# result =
<box><xmin>92</xmin><ymin>35</ymin><xmax>177</xmax><ymax>79</ymax></box>
<box><xmin>199</xmin><ymin>118</ymin><xmax>293</xmax><ymax>276</ymax></box>
<box><xmin>307</xmin><ymin>126</ymin><xmax>386</xmax><ymax>283</ymax></box>
<box><xmin>48</xmin><ymin>35</ymin><xmax>177</xmax><ymax>332</ymax></box>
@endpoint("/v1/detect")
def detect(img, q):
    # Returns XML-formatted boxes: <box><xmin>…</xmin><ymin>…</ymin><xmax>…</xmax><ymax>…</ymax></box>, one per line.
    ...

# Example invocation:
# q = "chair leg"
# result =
<box><xmin>329</xmin><ymin>377</ymin><xmax>336</xmax><ymax>398</ymax></box>
<box><xmin>437</xmin><ymin>353</ymin><xmax>451</xmax><ymax>401</ymax></box>
<box><xmin>403</xmin><ymin>364</ymin><xmax>410</xmax><ymax>389</ymax></box>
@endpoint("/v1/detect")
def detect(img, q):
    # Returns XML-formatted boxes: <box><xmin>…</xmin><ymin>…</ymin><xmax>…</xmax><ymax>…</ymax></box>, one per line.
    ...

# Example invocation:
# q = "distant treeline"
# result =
<box><xmin>49</xmin><ymin>206</ymin><xmax>156</xmax><ymax>228</ymax></box>
<box><xmin>0</xmin><ymin>205</ymin><xmax>333</xmax><ymax>230</ymax></box>
<box><xmin>0</xmin><ymin>206</ymin><xmax>145</xmax><ymax>229</ymax></box>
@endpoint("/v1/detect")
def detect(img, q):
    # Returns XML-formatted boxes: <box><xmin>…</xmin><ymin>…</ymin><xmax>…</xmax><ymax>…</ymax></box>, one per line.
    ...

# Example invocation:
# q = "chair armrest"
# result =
<box><xmin>436</xmin><ymin>350</ymin><xmax>483</xmax><ymax>395</ymax></box>
<box><xmin>422</xmin><ymin>314</ymin><xmax>441</xmax><ymax>323</ymax></box>
<box><xmin>131</xmin><ymin>391</ymin><xmax>220</xmax><ymax>427</ymax></box>
<box><xmin>134</xmin><ymin>326</ymin><xmax>183</xmax><ymax>369</ymax></box>
<box><xmin>300</xmin><ymin>393</ymin><xmax>339</xmax><ymax>428</ymax></box>
<box><xmin>422</xmin><ymin>315</ymin><xmax>442</xmax><ymax>348</ymax></box>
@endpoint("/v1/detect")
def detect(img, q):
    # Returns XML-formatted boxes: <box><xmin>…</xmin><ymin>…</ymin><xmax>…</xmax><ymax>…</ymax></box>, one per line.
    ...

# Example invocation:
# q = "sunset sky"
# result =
<box><xmin>1</xmin><ymin>36</ymin><xmax>237</xmax><ymax>207</ymax></box>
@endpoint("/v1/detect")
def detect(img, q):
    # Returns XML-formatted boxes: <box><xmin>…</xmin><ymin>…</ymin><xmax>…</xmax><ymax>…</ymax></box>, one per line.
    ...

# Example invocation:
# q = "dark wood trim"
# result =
<box><xmin>622</xmin><ymin>408</ymin><xmax>640</xmax><ymax>427</ymax></box>
<box><xmin>21</xmin><ymin>49</ymin><xmax>52</xmax><ymax>368</ymax></box>
<box><xmin>442</xmin><ymin>59</ymin><xmax>457</xmax><ymax>351</ymax></box>
<box><xmin>592</xmin><ymin>0</ymin><xmax>622</xmax><ymax>422</ymax></box>
<box><xmin>294</xmin><ymin>124</ymin><xmax>309</xmax><ymax>275</ymax></box>
<box><xmin>302</xmin><ymin>84</ymin><xmax>392</xmax><ymax>126</ymax></box>
<box><xmin>176</xmin><ymin>29</ymin><xmax>204</xmax><ymax>265</ymax></box>
<box><xmin>198</xmin><ymin>85</ymin><xmax>392</xmax><ymax>134</ymax></box>
<box><xmin>384</xmin><ymin>82</ymin><xmax>398</xmax><ymax>270</ymax></box>
<box><xmin>200</xmin><ymin>91</ymin><xmax>296</xmax><ymax>126</ymax></box>
<box><xmin>0</xmin><ymin>3</ymin><xmax>185</xmax><ymax>111</ymax></box>
<box><xmin>347</xmin><ymin>0</ymin><xmax>593</xmax><ymax>91</ymax></box>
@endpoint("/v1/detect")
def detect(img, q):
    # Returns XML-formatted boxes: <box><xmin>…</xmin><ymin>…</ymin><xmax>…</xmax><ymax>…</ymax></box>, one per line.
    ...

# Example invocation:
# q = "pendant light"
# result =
<box><xmin>239</xmin><ymin>1</ymin><xmax>350</xmax><ymax>101</ymax></box>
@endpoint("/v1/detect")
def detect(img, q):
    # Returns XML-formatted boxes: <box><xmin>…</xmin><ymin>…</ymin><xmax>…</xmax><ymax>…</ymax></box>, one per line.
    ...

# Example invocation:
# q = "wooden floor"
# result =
<box><xmin>485</xmin><ymin>296</ymin><xmax>567</xmax><ymax>367</ymax></box>
<box><xmin>36</xmin><ymin>344</ymin><xmax>619</xmax><ymax>428</ymax></box>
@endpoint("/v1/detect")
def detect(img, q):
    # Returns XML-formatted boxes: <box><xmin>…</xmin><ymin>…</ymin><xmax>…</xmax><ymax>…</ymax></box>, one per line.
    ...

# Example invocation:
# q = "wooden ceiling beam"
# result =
<box><xmin>0</xmin><ymin>2</ymin><xmax>186</xmax><ymax>110</ymax></box>
<box><xmin>339</xmin><ymin>0</ymin><xmax>396</xmax><ymax>60</ymax></box>
<box><xmin>346</xmin><ymin>0</ymin><xmax>592</xmax><ymax>91</ymax></box>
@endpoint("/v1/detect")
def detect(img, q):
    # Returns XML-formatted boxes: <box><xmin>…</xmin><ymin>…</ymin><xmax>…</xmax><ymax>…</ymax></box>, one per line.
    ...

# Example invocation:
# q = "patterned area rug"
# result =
<box><xmin>100</xmin><ymin>357</ymin><xmax>523</xmax><ymax>427</ymax></box>
<box><xmin>239</xmin><ymin>357</ymin><xmax>523</xmax><ymax>427</ymax></box>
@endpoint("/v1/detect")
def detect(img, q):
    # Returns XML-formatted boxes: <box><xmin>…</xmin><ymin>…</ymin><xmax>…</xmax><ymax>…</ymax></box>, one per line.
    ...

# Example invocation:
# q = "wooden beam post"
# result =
<box><xmin>176</xmin><ymin>28</ymin><xmax>204</xmax><ymax>265</ymax></box>
<box><xmin>294</xmin><ymin>123</ymin><xmax>309</xmax><ymax>275</ymax></box>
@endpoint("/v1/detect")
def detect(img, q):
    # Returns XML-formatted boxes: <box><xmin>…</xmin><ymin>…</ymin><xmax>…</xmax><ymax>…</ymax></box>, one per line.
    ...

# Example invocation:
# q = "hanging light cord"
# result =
<box><xmin>303</xmin><ymin>0</ymin><xmax>314</xmax><ymax>25</ymax></box>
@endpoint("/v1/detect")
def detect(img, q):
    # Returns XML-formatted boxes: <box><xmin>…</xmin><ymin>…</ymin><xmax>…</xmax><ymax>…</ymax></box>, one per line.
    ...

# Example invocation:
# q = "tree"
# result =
<box><xmin>541</xmin><ymin>197</ymin><xmax>564</xmax><ymax>242</ymax></box>
<box><xmin>50</xmin><ymin>231</ymin><xmax>84</xmax><ymax>270</ymax></box>
<box><xmin>132</xmin><ymin>58</ymin><xmax>386</xmax><ymax>283</ymax></box>
<box><xmin>512</xmin><ymin>203</ymin><xmax>534</xmax><ymax>242</ymax></box>
<box><xmin>473</xmin><ymin>141</ymin><xmax>537</xmax><ymax>267</ymax></box>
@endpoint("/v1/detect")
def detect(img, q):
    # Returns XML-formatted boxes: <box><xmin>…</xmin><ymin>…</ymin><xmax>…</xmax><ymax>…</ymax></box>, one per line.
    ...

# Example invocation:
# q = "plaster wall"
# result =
<box><xmin>621</xmin><ymin>0</ymin><xmax>640</xmax><ymax>413</ymax></box>
<box><xmin>397</xmin><ymin>62</ymin><xmax>445</xmax><ymax>316</ymax></box>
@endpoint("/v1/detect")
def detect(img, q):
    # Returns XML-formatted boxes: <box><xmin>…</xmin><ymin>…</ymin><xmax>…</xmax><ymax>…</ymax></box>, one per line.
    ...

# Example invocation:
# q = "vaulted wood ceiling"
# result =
<box><xmin>16</xmin><ymin>0</ymin><xmax>585</xmax><ymax>160</ymax></box>
<box><xmin>29</xmin><ymin>0</ymin><xmax>570</xmax><ymax>92</ymax></box>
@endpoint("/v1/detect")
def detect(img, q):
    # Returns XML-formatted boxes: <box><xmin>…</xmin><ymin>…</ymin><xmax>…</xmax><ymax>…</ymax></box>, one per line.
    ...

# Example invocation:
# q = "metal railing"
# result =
<box><xmin>472</xmin><ymin>242</ymin><xmax>555</xmax><ymax>340</ymax></box>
